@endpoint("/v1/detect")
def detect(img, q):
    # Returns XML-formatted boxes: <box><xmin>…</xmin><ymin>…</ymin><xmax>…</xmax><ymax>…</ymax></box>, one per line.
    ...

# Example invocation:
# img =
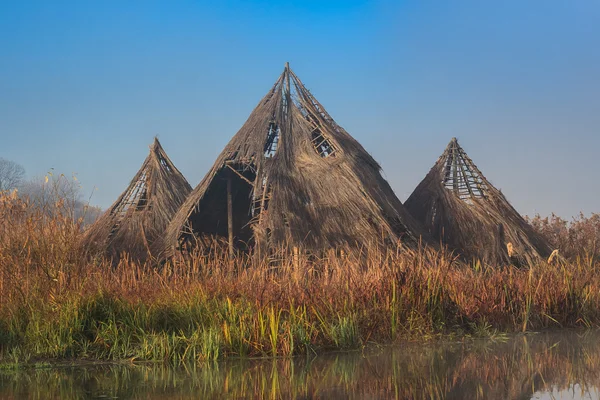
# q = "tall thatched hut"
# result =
<box><xmin>159</xmin><ymin>63</ymin><xmax>428</xmax><ymax>258</ymax></box>
<box><xmin>404</xmin><ymin>137</ymin><xmax>551</xmax><ymax>266</ymax></box>
<box><xmin>82</xmin><ymin>138</ymin><xmax>192</xmax><ymax>262</ymax></box>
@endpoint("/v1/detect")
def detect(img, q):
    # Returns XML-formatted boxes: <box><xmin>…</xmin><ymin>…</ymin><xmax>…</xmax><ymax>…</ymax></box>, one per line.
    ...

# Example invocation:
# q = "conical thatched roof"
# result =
<box><xmin>82</xmin><ymin>138</ymin><xmax>192</xmax><ymax>261</ymax></box>
<box><xmin>159</xmin><ymin>63</ymin><xmax>428</xmax><ymax>257</ymax></box>
<box><xmin>405</xmin><ymin>137</ymin><xmax>551</xmax><ymax>266</ymax></box>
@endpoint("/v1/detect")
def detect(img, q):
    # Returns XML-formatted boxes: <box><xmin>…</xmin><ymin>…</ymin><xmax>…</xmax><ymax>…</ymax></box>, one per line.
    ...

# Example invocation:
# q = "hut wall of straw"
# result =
<box><xmin>405</xmin><ymin>138</ymin><xmax>551</xmax><ymax>266</ymax></box>
<box><xmin>81</xmin><ymin>138</ymin><xmax>192</xmax><ymax>262</ymax></box>
<box><xmin>158</xmin><ymin>65</ymin><xmax>429</xmax><ymax>258</ymax></box>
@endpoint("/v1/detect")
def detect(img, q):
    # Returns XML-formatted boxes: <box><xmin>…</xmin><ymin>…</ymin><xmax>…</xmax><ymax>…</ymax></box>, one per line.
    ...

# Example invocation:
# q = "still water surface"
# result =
<box><xmin>1</xmin><ymin>331</ymin><xmax>599</xmax><ymax>399</ymax></box>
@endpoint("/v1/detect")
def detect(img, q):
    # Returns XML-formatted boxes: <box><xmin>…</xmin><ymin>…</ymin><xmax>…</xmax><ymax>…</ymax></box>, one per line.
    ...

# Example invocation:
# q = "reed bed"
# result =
<box><xmin>1</xmin><ymin>190</ymin><xmax>600</xmax><ymax>365</ymax></box>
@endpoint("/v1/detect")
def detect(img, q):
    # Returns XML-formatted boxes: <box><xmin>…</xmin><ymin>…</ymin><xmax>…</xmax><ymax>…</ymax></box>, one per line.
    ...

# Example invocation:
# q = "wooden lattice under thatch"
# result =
<box><xmin>82</xmin><ymin>138</ymin><xmax>192</xmax><ymax>262</ymax></box>
<box><xmin>157</xmin><ymin>63</ymin><xmax>429</xmax><ymax>258</ymax></box>
<box><xmin>404</xmin><ymin>137</ymin><xmax>551</xmax><ymax>266</ymax></box>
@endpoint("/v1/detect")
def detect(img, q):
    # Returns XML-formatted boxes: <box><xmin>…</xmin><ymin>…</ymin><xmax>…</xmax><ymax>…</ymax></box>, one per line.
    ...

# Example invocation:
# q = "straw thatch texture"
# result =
<box><xmin>81</xmin><ymin>138</ymin><xmax>192</xmax><ymax>262</ymax></box>
<box><xmin>405</xmin><ymin>137</ymin><xmax>551</xmax><ymax>266</ymax></box>
<box><xmin>158</xmin><ymin>64</ymin><xmax>428</xmax><ymax>258</ymax></box>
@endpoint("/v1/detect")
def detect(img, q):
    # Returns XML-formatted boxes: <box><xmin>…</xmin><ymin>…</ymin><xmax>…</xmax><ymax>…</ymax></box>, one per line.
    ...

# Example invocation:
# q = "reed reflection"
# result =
<box><xmin>1</xmin><ymin>331</ymin><xmax>599</xmax><ymax>400</ymax></box>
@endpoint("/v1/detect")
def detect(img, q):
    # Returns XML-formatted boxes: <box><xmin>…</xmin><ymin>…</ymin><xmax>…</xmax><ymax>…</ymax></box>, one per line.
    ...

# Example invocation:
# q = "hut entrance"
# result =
<box><xmin>186</xmin><ymin>162</ymin><xmax>257</xmax><ymax>252</ymax></box>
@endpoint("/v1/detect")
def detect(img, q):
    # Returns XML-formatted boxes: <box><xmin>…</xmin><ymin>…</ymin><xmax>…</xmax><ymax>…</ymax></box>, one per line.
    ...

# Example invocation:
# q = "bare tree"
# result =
<box><xmin>18</xmin><ymin>173</ymin><xmax>103</xmax><ymax>225</ymax></box>
<box><xmin>19</xmin><ymin>174</ymin><xmax>81</xmax><ymax>206</ymax></box>
<box><xmin>0</xmin><ymin>158</ymin><xmax>25</xmax><ymax>192</ymax></box>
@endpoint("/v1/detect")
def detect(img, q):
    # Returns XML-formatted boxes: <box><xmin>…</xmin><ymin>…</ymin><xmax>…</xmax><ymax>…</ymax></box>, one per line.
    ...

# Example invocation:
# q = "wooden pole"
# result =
<box><xmin>227</xmin><ymin>174</ymin><xmax>234</xmax><ymax>258</ymax></box>
<box><xmin>258</xmin><ymin>176</ymin><xmax>269</xmax><ymax>224</ymax></box>
<box><xmin>452</xmin><ymin>143</ymin><xmax>459</xmax><ymax>193</ymax></box>
<box><xmin>285</xmin><ymin>62</ymin><xmax>291</xmax><ymax>95</ymax></box>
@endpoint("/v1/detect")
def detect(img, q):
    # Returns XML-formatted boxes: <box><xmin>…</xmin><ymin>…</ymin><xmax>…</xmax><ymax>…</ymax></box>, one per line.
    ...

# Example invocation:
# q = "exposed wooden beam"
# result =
<box><xmin>225</xmin><ymin>164</ymin><xmax>254</xmax><ymax>186</ymax></box>
<box><xmin>227</xmin><ymin>175</ymin><xmax>234</xmax><ymax>258</ymax></box>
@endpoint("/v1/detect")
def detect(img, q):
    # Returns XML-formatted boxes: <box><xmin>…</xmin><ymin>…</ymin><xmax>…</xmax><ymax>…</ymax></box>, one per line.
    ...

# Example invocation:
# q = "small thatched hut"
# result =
<box><xmin>404</xmin><ymin>137</ymin><xmax>551</xmax><ymax>266</ymax></box>
<box><xmin>158</xmin><ymin>63</ymin><xmax>428</xmax><ymax>258</ymax></box>
<box><xmin>82</xmin><ymin>138</ymin><xmax>192</xmax><ymax>262</ymax></box>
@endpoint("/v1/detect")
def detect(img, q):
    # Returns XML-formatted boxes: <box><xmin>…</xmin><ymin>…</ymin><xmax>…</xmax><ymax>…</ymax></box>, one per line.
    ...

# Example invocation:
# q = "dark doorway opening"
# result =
<box><xmin>185</xmin><ymin>163</ymin><xmax>257</xmax><ymax>250</ymax></box>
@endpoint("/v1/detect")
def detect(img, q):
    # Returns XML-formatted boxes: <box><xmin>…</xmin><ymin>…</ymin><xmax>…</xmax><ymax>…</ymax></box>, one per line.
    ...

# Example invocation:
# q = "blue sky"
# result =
<box><xmin>1</xmin><ymin>1</ymin><xmax>598</xmax><ymax>218</ymax></box>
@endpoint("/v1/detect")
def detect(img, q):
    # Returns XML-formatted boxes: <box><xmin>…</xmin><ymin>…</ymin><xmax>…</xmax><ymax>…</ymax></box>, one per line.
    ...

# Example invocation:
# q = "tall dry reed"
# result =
<box><xmin>1</xmin><ymin>189</ymin><xmax>600</xmax><ymax>364</ymax></box>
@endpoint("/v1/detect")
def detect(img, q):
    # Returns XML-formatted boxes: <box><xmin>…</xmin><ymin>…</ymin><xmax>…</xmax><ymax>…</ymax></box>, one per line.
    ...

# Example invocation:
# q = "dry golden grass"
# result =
<box><xmin>1</xmin><ymin>190</ymin><xmax>600</xmax><ymax>364</ymax></box>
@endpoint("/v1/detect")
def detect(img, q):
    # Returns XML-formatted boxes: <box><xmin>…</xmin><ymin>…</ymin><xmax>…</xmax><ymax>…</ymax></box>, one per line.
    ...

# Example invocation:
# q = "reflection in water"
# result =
<box><xmin>0</xmin><ymin>331</ymin><xmax>599</xmax><ymax>399</ymax></box>
<box><xmin>532</xmin><ymin>385</ymin><xmax>599</xmax><ymax>400</ymax></box>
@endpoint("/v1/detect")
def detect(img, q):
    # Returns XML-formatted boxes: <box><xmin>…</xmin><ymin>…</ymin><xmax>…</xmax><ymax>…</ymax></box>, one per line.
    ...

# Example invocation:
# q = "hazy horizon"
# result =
<box><xmin>1</xmin><ymin>1</ymin><xmax>598</xmax><ymax>219</ymax></box>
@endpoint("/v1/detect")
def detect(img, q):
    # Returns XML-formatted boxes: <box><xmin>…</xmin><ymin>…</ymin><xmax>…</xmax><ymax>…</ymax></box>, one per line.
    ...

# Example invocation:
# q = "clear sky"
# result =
<box><xmin>1</xmin><ymin>1</ymin><xmax>598</xmax><ymax>218</ymax></box>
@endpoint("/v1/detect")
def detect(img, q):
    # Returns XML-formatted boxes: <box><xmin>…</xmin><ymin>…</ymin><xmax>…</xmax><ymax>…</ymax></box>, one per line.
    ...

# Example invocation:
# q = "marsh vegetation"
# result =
<box><xmin>2</xmin><ymin>187</ymin><xmax>600</xmax><ymax>367</ymax></box>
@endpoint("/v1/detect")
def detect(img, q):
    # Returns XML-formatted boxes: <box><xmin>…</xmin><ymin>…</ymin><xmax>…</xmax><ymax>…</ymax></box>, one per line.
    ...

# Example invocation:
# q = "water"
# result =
<box><xmin>1</xmin><ymin>331</ymin><xmax>599</xmax><ymax>399</ymax></box>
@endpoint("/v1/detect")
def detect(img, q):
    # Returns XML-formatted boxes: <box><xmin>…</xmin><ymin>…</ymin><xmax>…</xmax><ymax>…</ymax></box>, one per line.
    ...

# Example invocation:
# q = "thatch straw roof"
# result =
<box><xmin>82</xmin><ymin>138</ymin><xmax>192</xmax><ymax>262</ymax></box>
<box><xmin>405</xmin><ymin>137</ymin><xmax>551</xmax><ymax>266</ymax></box>
<box><xmin>158</xmin><ymin>63</ymin><xmax>428</xmax><ymax>257</ymax></box>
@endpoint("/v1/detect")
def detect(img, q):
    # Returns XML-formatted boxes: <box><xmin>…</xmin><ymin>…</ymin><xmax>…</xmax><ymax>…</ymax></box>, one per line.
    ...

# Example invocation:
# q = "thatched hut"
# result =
<box><xmin>159</xmin><ymin>63</ymin><xmax>428</xmax><ymax>258</ymax></box>
<box><xmin>404</xmin><ymin>137</ymin><xmax>551</xmax><ymax>266</ymax></box>
<box><xmin>82</xmin><ymin>138</ymin><xmax>192</xmax><ymax>262</ymax></box>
